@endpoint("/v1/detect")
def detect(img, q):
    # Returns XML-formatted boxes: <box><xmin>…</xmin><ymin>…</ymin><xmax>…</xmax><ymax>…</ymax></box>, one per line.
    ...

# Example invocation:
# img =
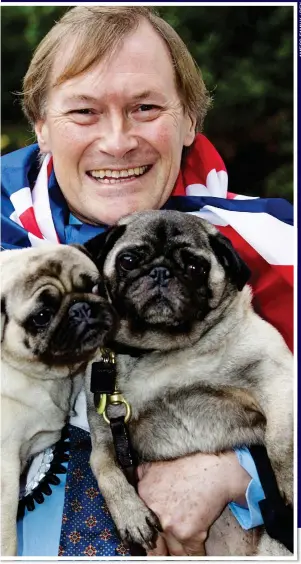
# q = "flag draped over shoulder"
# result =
<box><xmin>1</xmin><ymin>134</ymin><xmax>294</xmax><ymax>557</ymax></box>
<box><xmin>1</xmin><ymin>133</ymin><xmax>294</xmax><ymax>351</ymax></box>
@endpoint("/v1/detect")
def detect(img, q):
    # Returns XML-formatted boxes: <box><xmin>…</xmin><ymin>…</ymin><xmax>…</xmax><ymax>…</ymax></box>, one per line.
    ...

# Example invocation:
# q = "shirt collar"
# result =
<box><xmin>69</xmin><ymin>213</ymin><xmax>83</xmax><ymax>226</ymax></box>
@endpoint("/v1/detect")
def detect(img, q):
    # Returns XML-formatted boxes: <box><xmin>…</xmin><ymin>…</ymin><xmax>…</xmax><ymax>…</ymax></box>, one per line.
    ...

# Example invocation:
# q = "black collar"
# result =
<box><xmin>107</xmin><ymin>341</ymin><xmax>156</xmax><ymax>358</ymax></box>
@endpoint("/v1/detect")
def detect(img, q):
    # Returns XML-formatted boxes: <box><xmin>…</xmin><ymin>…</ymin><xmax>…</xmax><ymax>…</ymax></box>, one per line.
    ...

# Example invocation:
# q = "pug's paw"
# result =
<box><xmin>1</xmin><ymin>532</ymin><xmax>17</xmax><ymax>557</ymax></box>
<box><xmin>113</xmin><ymin>496</ymin><xmax>161</xmax><ymax>550</ymax></box>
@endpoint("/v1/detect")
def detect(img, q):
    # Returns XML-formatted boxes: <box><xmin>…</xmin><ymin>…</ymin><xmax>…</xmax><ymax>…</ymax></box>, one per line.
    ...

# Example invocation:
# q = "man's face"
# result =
<box><xmin>35</xmin><ymin>20</ymin><xmax>196</xmax><ymax>225</ymax></box>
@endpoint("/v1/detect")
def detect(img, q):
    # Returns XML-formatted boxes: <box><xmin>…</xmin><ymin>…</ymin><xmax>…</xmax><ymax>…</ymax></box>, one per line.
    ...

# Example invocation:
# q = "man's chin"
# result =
<box><xmin>71</xmin><ymin>201</ymin><xmax>135</xmax><ymax>226</ymax></box>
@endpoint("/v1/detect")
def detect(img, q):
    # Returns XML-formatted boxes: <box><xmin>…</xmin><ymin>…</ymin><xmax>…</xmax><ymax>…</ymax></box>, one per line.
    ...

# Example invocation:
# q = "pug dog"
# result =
<box><xmin>1</xmin><ymin>245</ymin><xmax>116</xmax><ymax>556</ymax></box>
<box><xmin>84</xmin><ymin>210</ymin><xmax>293</xmax><ymax>556</ymax></box>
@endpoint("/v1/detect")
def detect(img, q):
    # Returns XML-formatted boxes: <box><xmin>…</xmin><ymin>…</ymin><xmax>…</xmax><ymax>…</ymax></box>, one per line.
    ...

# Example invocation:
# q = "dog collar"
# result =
<box><xmin>109</xmin><ymin>342</ymin><xmax>156</xmax><ymax>357</ymax></box>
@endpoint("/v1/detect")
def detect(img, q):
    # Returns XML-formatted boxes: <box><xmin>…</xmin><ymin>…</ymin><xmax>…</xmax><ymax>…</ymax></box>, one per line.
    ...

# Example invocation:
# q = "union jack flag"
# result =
<box><xmin>1</xmin><ymin>134</ymin><xmax>294</xmax><ymax>351</ymax></box>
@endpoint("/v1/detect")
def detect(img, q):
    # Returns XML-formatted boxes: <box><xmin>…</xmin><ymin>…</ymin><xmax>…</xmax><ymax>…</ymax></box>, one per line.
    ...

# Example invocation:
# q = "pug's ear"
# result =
<box><xmin>209</xmin><ymin>233</ymin><xmax>251</xmax><ymax>291</ymax></box>
<box><xmin>71</xmin><ymin>244</ymin><xmax>95</xmax><ymax>259</ymax></box>
<box><xmin>84</xmin><ymin>225</ymin><xmax>127</xmax><ymax>267</ymax></box>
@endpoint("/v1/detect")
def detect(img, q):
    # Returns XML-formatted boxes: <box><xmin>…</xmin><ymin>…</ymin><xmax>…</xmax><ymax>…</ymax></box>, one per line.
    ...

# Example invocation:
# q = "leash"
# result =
<box><xmin>249</xmin><ymin>444</ymin><xmax>294</xmax><ymax>553</ymax></box>
<box><xmin>90</xmin><ymin>348</ymin><xmax>147</xmax><ymax>556</ymax></box>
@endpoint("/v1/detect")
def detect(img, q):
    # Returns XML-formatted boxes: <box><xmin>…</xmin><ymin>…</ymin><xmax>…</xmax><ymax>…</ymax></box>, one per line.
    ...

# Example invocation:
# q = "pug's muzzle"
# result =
<box><xmin>128</xmin><ymin>263</ymin><xmax>209</xmax><ymax>327</ymax></box>
<box><xmin>36</xmin><ymin>294</ymin><xmax>117</xmax><ymax>364</ymax></box>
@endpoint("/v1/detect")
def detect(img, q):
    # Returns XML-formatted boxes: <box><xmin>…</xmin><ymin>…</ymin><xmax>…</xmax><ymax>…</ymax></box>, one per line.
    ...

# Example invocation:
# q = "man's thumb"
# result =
<box><xmin>137</xmin><ymin>462</ymin><xmax>151</xmax><ymax>480</ymax></box>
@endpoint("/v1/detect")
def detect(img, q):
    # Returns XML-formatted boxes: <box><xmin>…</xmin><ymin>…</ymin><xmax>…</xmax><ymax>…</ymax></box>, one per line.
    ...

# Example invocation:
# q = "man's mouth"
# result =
<box><xmin>88</xmin><ymin>165</ymin><xmax>152</xmax><ymax>184</ymax></box>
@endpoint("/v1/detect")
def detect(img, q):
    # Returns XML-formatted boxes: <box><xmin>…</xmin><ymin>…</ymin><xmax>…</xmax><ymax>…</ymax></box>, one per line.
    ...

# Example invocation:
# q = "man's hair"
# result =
<box><xmin>22</xmin><ymin>6</ymin><xmax>211</xmax><ymax>130</ymax></box>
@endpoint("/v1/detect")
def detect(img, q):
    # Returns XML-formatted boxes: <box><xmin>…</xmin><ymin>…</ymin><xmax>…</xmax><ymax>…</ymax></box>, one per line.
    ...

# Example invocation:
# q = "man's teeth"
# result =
<box><xmin>90</xmin><ymin>166</ymin><xmax>148</xmax><ymax>179</ymax></box>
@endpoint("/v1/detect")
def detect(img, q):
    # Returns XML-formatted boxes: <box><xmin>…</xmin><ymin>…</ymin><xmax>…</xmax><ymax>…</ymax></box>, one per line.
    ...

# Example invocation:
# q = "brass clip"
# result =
<box><xmin>103</xmin><ymin>388</ymin><xmax>132</xmax><ymax>424</ymax></box>
<box><xmin>94</xmin><ymin>348</ymin><xmax>116</xmax><ymax>416</ymax></box>
<box><xmin>96</xmin><ymin>393</ymin><xmax>107</xmax><ymax>415</ymax></box>
<box><xmin>96</xmin><ymin>349</ymin><xmax>131</xmax><ymax>424</ymax></box>
<box><xmin>99</xmin><ymin>347</ymin><xmax>116</xmax><ymax>364</ymax></box>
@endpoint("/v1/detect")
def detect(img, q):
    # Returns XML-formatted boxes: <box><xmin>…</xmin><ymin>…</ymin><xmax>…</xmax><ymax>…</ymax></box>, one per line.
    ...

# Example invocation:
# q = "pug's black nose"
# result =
<box><xmin>69</xmin><ymin>301</ymin><xmax>92</xmax><ymax>321</ymax></box>
<box><xmin>149</xmin><ymin>266</ymin><xmax>171</xmax><ymax>287</ymax></box>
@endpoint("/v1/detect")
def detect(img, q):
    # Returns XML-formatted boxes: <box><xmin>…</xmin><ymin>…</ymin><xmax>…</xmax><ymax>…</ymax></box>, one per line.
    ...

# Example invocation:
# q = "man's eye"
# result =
<box><xmin>138</xmin><ymin>104</ymin><xmax>157</xmax><ymax>112</ymax></box>
<box><xmin>72</xmin><ymin>109</ymin><xmax>94</xmax><ymax>115</ymax></box>
<box><xmin>67</xmin><ymin>109</ymin><xmax>98</xmax><ymax>125</ymax></box>
<box><xmin>133</xmin><ymin>105</ymin><xmax>161</xmax><ymax>120</ymax></box>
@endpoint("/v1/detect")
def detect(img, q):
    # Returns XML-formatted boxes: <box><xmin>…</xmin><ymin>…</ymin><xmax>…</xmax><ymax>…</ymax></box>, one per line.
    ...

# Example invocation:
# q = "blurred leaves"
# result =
<box><xmin>1</xmin><ymin>5</ymin><xmax>293</xmax><ymax>202</ymax></box>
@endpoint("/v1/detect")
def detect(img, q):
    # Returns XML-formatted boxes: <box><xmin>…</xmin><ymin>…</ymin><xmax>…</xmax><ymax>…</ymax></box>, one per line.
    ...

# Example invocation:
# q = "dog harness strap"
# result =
<box><xmin>91</xmin><ymin>350</ymin><xmax>146</xmax><ymax>556</ymax></box>
<box><xmin>109</xmin><ymin>416</ymin><xmax>137</xmax><ymax>486</ymax></box>
<box><xmin>109</xmin><ymin>416</ymin><xmax>146</xmax><ymax>557</ymax></box>
<box><xmin>248</xmin><ymin>445</ymin><xmax>293</xmax><ymax>553</ymax></box>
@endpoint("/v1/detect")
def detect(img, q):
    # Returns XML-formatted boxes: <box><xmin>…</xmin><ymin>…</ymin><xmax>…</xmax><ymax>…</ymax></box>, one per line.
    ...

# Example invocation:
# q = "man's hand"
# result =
<box><xmin>137</xmin><ymin>451</ymin><xmax>251</xmax><ymax>556</ymax></box>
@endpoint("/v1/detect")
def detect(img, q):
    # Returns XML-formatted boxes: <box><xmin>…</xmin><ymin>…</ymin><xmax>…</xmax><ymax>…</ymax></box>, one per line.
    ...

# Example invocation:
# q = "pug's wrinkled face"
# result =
<box><xmin>1</xmin><ymin>245</ymin><xmax>116</xmax><ymax>368</ymax></box>
<box><xmin>85</xmin><ymin>210</ymin><xmax>250</xmax><ymax>350</ymax></box>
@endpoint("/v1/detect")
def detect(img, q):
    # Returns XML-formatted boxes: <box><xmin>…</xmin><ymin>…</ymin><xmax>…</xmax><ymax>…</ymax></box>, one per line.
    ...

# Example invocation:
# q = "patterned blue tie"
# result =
<box><xmin>59</xmin><ymin>425</ymin><xmax>130</xmax><ymax>557</ymax></box>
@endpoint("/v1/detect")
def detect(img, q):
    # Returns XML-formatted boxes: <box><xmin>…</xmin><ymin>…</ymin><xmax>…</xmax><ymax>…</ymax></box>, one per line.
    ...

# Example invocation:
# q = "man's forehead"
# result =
<box><xmin>57</xmin><ymin>84</ymin><xmax>172</xmax><ymax>107</ymax></box>
<box><xmin>50</xmin><ymin>19</ymin><xmax>175</xmax><ymax>92</ymax></box>
<box><xmin>64</xmin><ymin>90</ymin><xmax>165</xmax><ymax>103</ymax></box>
<box><xmin>105</xmin><ymin>19</ymin><xmax>173</xmax><ymax>72</ymax></box>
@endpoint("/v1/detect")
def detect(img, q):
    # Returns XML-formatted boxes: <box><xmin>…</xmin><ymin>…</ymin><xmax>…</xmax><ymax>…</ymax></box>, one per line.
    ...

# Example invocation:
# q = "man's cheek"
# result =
<box><xmin>141</xmin><ymin>117</ymin><xmax>174</xmax><ymax>146</ymax></box>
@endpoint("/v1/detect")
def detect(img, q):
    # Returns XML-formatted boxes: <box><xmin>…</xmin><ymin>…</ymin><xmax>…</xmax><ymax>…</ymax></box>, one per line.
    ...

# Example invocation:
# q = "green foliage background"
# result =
<box><xmin>1</xmin><ymin>5</ymin><xmax>294</xmax><ymax>201</ymax></box>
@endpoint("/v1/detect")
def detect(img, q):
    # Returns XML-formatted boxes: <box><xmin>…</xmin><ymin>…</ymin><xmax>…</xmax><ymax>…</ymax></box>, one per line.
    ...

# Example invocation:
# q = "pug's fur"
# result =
<box><xmin>84</xmin><ymin>210</ymin><xmax>293</xmax><ymax>556</ymax></box>
<box><xmin>1</xmin><ymin>245</ymin><xmax>116</xmax><ymax>556</ymax></box>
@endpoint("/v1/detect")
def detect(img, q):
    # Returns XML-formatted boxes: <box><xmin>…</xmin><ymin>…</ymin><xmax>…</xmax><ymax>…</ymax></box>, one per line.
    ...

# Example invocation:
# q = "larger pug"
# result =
<box><xmin>84</xmin><ymin>210</ymin><xmax>293</xmax><ymax>556</ymax></box>
<box><xmin>1</xmin><ymin>245</ymin><xmax>116</xmax><ymax>556</ymax></box>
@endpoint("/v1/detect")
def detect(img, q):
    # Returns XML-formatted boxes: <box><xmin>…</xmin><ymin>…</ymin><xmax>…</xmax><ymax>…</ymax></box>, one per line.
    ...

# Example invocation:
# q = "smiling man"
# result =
<box><xmin>34</xmin><ymin>18</ymin><xmax>196</xmax><ymax>226</ymax></box>
<box><xmin>1</xmin><ymin>5</ymin><xmax>293</xmax><ymax>558</ymax></box>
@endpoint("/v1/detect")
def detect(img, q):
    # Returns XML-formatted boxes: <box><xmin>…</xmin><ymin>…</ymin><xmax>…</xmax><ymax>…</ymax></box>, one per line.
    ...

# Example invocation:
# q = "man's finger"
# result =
<box><xmin>163</xmin><ymin>533</ymin><xmax>189</xmax><ymax>556</ymax></box>
<box><xmin>137</xmin><ymin>462</ymin><xmax>152</xmax><ymax>481</ymax></box>
<box><xmin>182</xmin><ymin>541</ymin><xmax>206</xmax><ymax>556</ymax></box>
<box><xmin>147</xmin><ymin>534</ymin><xmax>169</xmax><ymax>556</ymax></box>
<box><xmin>164</xmin><ymin>532</ymin><xmax>207</xmax><ymax>556</ymax></box>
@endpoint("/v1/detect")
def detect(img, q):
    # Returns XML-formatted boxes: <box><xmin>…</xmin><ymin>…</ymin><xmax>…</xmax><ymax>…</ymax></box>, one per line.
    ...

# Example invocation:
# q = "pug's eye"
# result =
<box><xmin>31</xmin><ymin>308</ymin><xmax>54</xmax><ymax>328</ymax></box>
<box><xmin>186</xmin><ymin>263</ymin><xmax>208</xmax><ymax>278</ymax></box>
<box><xmin>118</xmin><ymin>253</ymin><xmax>140</xmax><ymax>271</ymax></box>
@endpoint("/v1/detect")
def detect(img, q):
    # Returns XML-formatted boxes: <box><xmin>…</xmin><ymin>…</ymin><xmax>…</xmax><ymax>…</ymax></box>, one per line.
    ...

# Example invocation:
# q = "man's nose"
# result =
<box><xmin>97</xmin><ymin>116</ymin><xmax>138</xmax><ymax>159</ymax></box>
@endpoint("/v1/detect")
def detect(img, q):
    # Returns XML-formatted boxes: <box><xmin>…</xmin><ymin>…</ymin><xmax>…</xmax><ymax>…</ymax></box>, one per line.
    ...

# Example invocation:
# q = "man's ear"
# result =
<box><xmin>35</xmin><ymin>120</ymin><xmax>51</xmax><ymax>153</ymax></box>
<box><xmin>209</xmin><ymin>233</ymin><xmax>251</xmax><ymax>291</ymax></box>
<box><xmin>183</xmin><ymin>114</ymin><xmax>197</xmax><ymax>147</ymax></box>
<box><xmin>84</xmin><ymin>225</ymin><xmax>127</xmax><ymax>269</ymax></box>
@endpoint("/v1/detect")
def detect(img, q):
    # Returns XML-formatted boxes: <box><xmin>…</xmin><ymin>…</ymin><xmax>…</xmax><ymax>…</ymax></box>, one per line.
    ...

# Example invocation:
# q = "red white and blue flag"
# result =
<box><xmin>1</xmin><ymin>133</ymin><xmax>294</xmax><ymax>351</ymax></box>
